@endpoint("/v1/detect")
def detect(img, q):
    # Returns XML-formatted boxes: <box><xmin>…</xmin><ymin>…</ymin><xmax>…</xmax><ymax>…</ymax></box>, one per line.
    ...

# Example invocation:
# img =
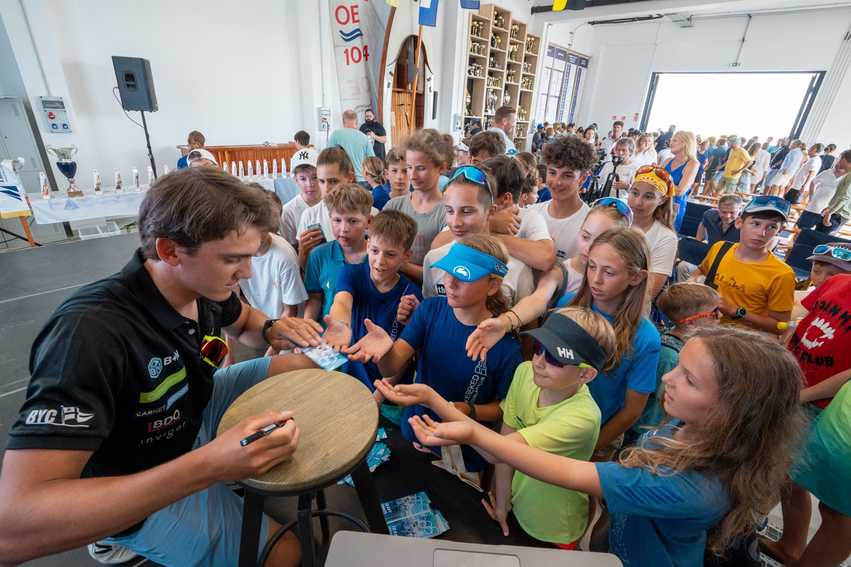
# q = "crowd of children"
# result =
<box><xmin>8</xmin><ymin>120</ymin><xmax>851</xmax><ymax>567</ymax></box>
<box><xmin>218</xmin><ymin>123</ymin><xmax>851</xmax><ymax>566</ymax></box>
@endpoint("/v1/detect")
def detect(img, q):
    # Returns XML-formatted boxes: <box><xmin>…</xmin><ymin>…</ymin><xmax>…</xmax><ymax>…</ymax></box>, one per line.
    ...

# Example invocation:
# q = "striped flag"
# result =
<box><xmin>460</xmin><ymin>0</ymin><xmax>480</xmax><ymax>8</ymax></box>
<box><xmin>419</xmin><ymin>0</ymin><xmax>439</xmax><ymax>26</ymax></box>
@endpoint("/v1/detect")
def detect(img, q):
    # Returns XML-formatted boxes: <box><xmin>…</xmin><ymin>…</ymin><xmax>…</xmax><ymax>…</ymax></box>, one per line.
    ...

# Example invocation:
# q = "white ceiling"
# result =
<box><xmin>532</xmin><ymin>0</ymin><xmax>851</xmax><ymax>22</ymax></box>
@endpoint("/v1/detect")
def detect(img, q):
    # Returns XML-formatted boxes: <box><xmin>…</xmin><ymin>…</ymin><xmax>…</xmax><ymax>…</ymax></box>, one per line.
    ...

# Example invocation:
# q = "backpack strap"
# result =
<box><xmin>704</xmin><ymin>241</ymin><xmax>734</xmax><ymax>290</ymax></box>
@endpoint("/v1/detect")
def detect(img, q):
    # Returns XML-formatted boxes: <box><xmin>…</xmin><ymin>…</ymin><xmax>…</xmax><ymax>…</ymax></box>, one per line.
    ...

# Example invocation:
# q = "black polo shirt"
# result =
<box><xmin>7</xmin><ymin>249</ymin><xmax>243</xmax><ymax>479</ymax></box>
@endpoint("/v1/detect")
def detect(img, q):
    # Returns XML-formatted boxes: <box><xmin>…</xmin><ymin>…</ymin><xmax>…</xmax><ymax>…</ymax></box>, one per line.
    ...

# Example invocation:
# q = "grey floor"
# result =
<box><xmin>0</xmin><ymin>233</ymin><xmax>142</xmax><ymax>566</ymax></box>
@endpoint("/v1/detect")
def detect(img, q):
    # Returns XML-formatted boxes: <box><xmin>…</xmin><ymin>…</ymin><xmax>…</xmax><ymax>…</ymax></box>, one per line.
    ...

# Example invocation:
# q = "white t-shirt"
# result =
<box><xmin>600</xmin><ymin>136</ymin><xmax>618</xmax><ymax>156</ymax></box>
<box><xmin>239</xmin><ymin>234</ymin><xmax>308</xmax><ymax>318</ymax></box>
<box><xmin>280</xmin><ymin>194</ymin><xmax>311</xmax><ymax>247</ymax></box>
<box><xmin>642</xmin><ymin>220</ymin><xmax>678</xmax><ymax>276</ymax></box>
<box><xmin>296</xmin><ymin>201</ymin><xmax>380</xmax><ymax>243</ymax></box>
<box><xmin>517</xmin><ymin>207</ymin><xmax>551</xmax><ymax>241</ymax></box>
<box><xmin>633</xmin><ymin>149</ymin><xmax>657</xmax><ymax>168</ymax></box>
<box><xmin>791</xmin><ymin>156</ymin><xmax>822</xmax><ymax>190</ymax></box>
<box><xmin>805</xmin><ymin>170</ymin><xmax>845</xmax><ymax>213</ymax></box>
<box><xmin>422</xmin><ymin>242</ymin><xmax>534</xmax><ymax>305</ymax></box>
<box><xmin>753</xmin><ymin>149</ymin><xmax>771</xmax><ymax>179</ymax></box>
<box><xmin>562</xmin><ymin>259</ymin><xmax>584</xmax><ymax>295</ymax></box>
<box><xmin>527</xmin><ymin>201</ymin><xmax>590</xmax><ymax>261</ymax></box>
<box><xmin>657</xmin><ymin>148</ymin><xmax>673</xmax><ymax>165</ymax></box>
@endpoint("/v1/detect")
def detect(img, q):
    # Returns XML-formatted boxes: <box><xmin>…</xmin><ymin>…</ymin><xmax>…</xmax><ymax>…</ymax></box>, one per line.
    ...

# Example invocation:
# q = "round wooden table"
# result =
<box><xmin>218</xmin><ymin>368</ymin><xmax>385</xmax><ymax>567</ymax></box>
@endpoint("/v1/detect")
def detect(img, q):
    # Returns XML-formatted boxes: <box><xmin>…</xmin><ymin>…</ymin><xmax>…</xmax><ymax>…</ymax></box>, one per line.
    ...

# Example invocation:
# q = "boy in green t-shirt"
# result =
<box><xmin>375</xmin><ymin>306</ymin><xmax>615</xmax><ymax>548</ymax></box>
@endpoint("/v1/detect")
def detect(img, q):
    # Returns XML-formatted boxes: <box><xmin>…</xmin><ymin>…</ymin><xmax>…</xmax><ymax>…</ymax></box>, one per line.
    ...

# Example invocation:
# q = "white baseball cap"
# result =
<box><xmin>290</xmin><ymin>148</ymin><xmax>318</xmax><ymax>172</ymax></box>
<box><xmin>187</xmin><ymin>148</ymin><xmax>217</xmax><ymax>165</ymax></box>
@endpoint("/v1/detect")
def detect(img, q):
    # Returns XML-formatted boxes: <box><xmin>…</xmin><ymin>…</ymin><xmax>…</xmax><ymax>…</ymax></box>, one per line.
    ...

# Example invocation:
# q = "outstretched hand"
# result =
<box><xmin>481</xmin><ymin>491</ymin><xmax>511</xmax><ymax>536</ymax></box>
<box><xmin>466</xmin><ymin>316</ymin><xmax>509</xmax><ymax>361</ymax></box>
<box><xmin>373</xmin><ymin>379</ymin><xmax>435</xmax><ymax>407</ymax></box>
<box><xmin>322</xmin><ymin>315</ymin><xmax>352</xmax><ymax>352</ymax></box>
<box><xmin>408</xmin><ymin>414</ymin><xmax>475</xmax><ymax>448</ymax></box>
<box><xmin>344</xmin><ymin>318</ymin><xmax>393</xmax><ymax>364</ymax></box>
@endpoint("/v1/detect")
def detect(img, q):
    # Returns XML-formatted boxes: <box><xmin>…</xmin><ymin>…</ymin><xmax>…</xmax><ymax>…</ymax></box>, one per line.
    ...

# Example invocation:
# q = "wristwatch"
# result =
<box><xmin>466</xmin><ymin>402</ymin><xmax>477</xmax><ymax>420</ymax></box>
<box><xmin>262</xmin><ymin>319</ymin><xmax>279</xmax><ymax>345</ymax></box>
<box><xmin>732</xmin><ymin>307</ymin><xmax>747</xmax><ymax>320</ymax></box>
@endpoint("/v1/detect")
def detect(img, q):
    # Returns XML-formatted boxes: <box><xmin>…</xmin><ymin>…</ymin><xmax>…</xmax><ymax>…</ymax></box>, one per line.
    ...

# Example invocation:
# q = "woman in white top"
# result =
<box><xmin>626</xmin><ymin>165</ymin><xmax>678</xmax><ymax>304</ymax></box>
<box><xmin>632</xmin><ymin>134</ymin><xmax>657</xmax><ymax>168</ymax></box>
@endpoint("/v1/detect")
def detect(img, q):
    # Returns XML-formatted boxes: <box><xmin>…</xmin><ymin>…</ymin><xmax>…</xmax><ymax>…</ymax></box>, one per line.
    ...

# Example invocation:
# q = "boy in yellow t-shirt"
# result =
<box><xmin>692</xmin><ymin>195</ymin><xmax>795</xmax><ymax>335</ymax></box>
<box><xmin>374</xmin><ymin>307</ymin><xmax>615</xmax><ymax>548</ymax></box>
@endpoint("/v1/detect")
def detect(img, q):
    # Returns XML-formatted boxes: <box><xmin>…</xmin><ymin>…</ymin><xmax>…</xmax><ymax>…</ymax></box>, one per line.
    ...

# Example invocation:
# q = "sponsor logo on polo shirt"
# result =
<box><xmin>25</xmin><ymin>405</ymin><xmax>94</xmax><ymax>428</ymax></box>
<box><xmin>147</xmin><ymin>409</ymin><xmax>182</xmax><ymax>433</ymax></box>
<box><xmin>148</xmin><ymin>350</ymin><xmax>181</xmax><ymax>381</ymax></box>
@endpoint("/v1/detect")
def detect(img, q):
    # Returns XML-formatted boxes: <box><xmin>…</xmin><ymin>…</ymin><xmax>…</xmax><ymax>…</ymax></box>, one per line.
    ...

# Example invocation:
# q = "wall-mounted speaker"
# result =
<box><xmin>111</xmin><ymin>56</ymin><xmax>158</xmax><ymax>112</ymax></box>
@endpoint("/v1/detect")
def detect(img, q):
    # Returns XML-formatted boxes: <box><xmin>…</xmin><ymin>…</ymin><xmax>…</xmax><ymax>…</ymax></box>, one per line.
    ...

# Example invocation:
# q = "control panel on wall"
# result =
<box><xmin>38</xmin><ymin>96</ymin><xmax>72</xmax><ymax>133</ymax></box>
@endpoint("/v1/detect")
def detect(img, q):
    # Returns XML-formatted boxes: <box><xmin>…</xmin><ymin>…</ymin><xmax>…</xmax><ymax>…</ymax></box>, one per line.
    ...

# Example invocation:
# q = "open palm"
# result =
<box><xmin>466</xmin><ymin>317</ymin><xmax>507</xmax><ymax>361</ymax></box>
<box><xmin>409</xmin><ymin>414</ymin><xmax>475</xmax><ymax>447</ymax></box>
<box><xmin>344</xmin><ymin>319</ymin><xmax>393</xmax><ymax>363</ymax></box>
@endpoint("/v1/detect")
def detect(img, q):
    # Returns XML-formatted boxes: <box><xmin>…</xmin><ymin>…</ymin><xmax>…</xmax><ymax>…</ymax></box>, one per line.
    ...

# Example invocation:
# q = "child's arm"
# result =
<box><xmin>800</xmin><ymin>367</ymin><xmax>851</xmax><ymax>404</ymax></box>
<box><xmin>303</xmin><ymin>293</ymin><xmax>323</xmax><ymax>323</ymax></box>
<box><xmin>466</xmin><ymin>267</ymin><xmax>561</xmax><ymax>360</ymax></box>
<box><xmin>719</xmin><ymin>297</ymin><xmax>790</xmax><ymax>335</ymax></box>
<box><xmin>282</xmin><ymin>304</ymin><xmax>300</xmax><ymax>318</ymax></box>
<box><xmin>485</xmin><ymin>424</ymin><xmax>517</xmax><ymax>537</ymax></box>
<box><xmin>596</xmin><ymin>389</ymin><xmax>649</xmax><ymax>452</ymax></box>
<box><xmin>375</xmin><ymin>380</ymin><xmax>503</xmax><ymax>425</ymax></box>
<box><xmin>324</xmin><ymin>291</ymin><xmax>354</xmax><ymax>351</ymax></box>
<box><xmin>409</xmin><ymin>414</ymin><xmax>602</xmax><ymax>498</ymax></box>
<box><xmin>496</xmin><ymin>234</ymin><xmax>556</xmax><ymax>272</ymax></box>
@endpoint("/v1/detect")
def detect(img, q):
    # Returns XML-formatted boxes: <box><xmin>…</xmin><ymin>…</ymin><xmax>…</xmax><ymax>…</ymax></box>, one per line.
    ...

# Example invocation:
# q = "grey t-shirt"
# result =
<box><xmin>384</xmin><ymin>195</ymin><xmax>447</xmax><ymax>265</ymax></box>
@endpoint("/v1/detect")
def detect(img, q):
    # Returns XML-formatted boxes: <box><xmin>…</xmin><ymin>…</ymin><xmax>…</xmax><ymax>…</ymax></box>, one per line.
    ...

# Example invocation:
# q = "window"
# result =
<box><xmin>535</xmin><ymin>45</ymin><xmax>589</xmax><ymax>126</ymax></box>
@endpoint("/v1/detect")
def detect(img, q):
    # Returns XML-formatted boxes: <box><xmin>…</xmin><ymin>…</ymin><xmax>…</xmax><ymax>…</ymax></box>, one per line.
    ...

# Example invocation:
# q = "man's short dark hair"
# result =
<box><xmin>294</xmin><ymin>130</ymin><xmax>310</xmax><ymax>146</ymax></box>
<box><xmin>469</xmin><ymin>131</ymin><xmax>505</xmax><ymax>158</ymax></box>
<box><xmin>541</xmin><ymin>135</ymin><xmax>595</xmax><ymax>172</ymax></box>
<box><xmin>483</xmin><ymin>155</ymin><xmax>524</xmax><ymax>203</ymax></box>
<box><xmin>494</xmin><ymin>106</ymin><xmax>516</xmax><ymax>123</ymax></box>
<box><xmin>613</xmin><ymin>120</ymin><xmax>624</xmax><ymax>128</ymax></box>
<box><xmin>139</xmin><ymin>168</ymin><xmax>274</xmax><ymax>259</ymax></box>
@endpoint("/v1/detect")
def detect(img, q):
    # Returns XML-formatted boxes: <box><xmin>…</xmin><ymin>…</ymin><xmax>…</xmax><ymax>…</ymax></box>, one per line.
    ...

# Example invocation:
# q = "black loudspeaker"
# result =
<box><xmin>112</xmin><ymin>56</ymin><xmax>158</xmax><ymax>112</ymax></box>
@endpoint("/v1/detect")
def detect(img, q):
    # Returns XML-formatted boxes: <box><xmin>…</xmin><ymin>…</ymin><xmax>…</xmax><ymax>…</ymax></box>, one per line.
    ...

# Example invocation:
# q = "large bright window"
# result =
<box><xmin>535</xmin><ymin>45</ymin><xmax>589</xmax><ymax>126</ymax></box>
<box><xmin>642</xmin><ymin>72</ymin><xmax>824</xmax><ymax>140</ymax></box>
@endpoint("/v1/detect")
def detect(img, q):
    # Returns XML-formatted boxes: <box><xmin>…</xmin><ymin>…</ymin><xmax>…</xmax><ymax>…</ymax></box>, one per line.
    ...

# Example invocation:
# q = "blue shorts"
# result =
<box><xmin>106</xmin><ymin>357</ymin><xmax>273</xmax><ymax>567</ymax></box>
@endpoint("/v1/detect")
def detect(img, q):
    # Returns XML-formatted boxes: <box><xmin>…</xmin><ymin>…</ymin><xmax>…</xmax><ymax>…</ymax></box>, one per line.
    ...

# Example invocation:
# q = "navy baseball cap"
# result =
<box><xmin>522</xmin><ymin>312</ymin><xmax>608</xmax><ymax>369</ymax></box>
<box><xmin>433</xmin><ymin>243</ymin><xmax>508</xmax><ymax>282</ymax></box>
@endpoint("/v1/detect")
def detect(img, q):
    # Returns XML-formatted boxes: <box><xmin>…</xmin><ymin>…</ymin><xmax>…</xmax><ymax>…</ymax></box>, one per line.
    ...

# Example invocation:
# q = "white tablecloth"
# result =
<box><xmin>28</xmin><ymin>190</ymin><xmax>147</xmax><ymax>224</ymax></box>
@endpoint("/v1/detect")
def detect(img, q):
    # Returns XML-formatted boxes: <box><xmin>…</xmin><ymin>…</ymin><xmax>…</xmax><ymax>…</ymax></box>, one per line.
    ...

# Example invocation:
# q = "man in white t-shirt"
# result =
<box><xmin>280</xmin><ymin>148</ymin><xmax>320</xmax><ymax>246</ymax></box>
<box><xmin>784</xmin><ymin>143</ymin><xmax>823</xmax><ymax>204</ymax></box>
<box><xmin>527</xmin><ymin>136</ymin><xmax>595</xmax><ymax>260</ymax></box>
<box><xmin>796</xmin><ymin>149</ymin><xmax>850</xmax><ymax>231</ymax></box>
<box><xmin>599</xmin><ymin>120</ymin><xmax>624</xmax><ymax>156</ymax></box>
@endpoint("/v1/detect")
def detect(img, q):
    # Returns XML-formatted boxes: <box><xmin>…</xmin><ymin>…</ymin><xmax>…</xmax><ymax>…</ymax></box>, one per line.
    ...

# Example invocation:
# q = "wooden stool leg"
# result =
<box><xmin>19</xmin><ymin>218</ymin><xmax>36</xmax><ymax>247</ymax></box>
<box><xmin>239</xmin><ymin>491</ymin><xmax>264</xmax><ymax>567</ymax></box>
<box><xmin>316</xmin><ymin>489</ymin><xmax>330</xmax><ymax>543</ymax></box>
<box><xmin>351</xmin><ymin>460</ymin><xmax>388</xmax><ymax>534</ymax></box>
<box><xmin>297</xmin><ymin>493</ymin><xmax>316</xmax><ymax>567</ymax></box>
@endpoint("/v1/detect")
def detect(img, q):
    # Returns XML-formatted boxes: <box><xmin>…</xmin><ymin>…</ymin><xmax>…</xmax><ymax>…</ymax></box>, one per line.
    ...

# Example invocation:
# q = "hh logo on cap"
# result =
<box><xmin>453</xmin><ymin>266</ymin><xmax>470</xmax><ymax>279</ymax></box>
<box><xmin>557</xmin><ymin>347</ymin><xmax>574</xmax><ymax>360</ymax></box>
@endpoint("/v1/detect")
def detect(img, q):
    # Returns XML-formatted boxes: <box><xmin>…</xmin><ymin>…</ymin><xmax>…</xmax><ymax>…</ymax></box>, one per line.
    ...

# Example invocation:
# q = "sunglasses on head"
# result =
<box><xmin>449</xmin><ymin>165</ymin><xmax>494</xmax><ymax>204</ymax></box>
<box><xmin>812</xmin><ymin>244</ymin><xmax>851</xmax><ymax>261</ymax></box>
<box><xmin>747</xmin><ymin>195</ymin><xmax>792</xmax><ymax>216</ymax></box>
<box><xmin>592</xmin><ymin>197</ymin><xmax>634</xmax><ymax>226</ymax></box>
<box><xmin>635</xmin><ymin>165</ymin><xmax>672</xmax><ymax>180</ymax></box>
<box><xmin>200</xmin><ymin>335</ymin><xmax>229</xmax><ymax>368</ymax></box>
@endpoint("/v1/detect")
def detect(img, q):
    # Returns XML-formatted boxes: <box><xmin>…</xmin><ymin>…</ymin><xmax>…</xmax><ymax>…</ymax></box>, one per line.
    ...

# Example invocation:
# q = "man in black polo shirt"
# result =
<box><xmin>359</xmin><ymin>108</ymin><xmax>386</xmax><ymax>160</ymax></box>
<box><xmin>0</xmin><ymin>168</ymin><xmax>322</xmax><ymax>566</ymax></box>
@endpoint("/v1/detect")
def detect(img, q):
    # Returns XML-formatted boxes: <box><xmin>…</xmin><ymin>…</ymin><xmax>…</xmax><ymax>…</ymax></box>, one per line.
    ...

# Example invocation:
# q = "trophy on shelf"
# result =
<box><xmin>93</xmin><ymin>169</ymin><xmax>102</xmax><ymax>195</ymax></box>
<box><xmin>47</xmin><ymin>145</ymin><xmax>82</xmax><ymax>197</ymax></box>
<box><xmin>503</xmin><ymin>92</ymin><xmax>511</xmax><ymax>107</ymax></box>
<box><xmin>465</xmin><ymin>90</ymin><xmax>472</xmax><ymax>115</ymax></box>
<box><xmin>489</xmin><ymin>54</ymin><xmax>496</xmax><ymax>69</ymax></box>
<box><xmin>486</xmin><ymin>90</ymin><xmax>498</xmax><ymax>115</ymax></box>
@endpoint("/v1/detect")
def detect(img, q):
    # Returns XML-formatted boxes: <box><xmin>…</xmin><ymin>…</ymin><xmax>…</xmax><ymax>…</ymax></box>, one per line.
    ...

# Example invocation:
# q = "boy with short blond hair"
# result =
<box><xmin>385</xmin><ymin>148</ymin><xmax>410</xmax><ymax>201</ymax></box>
<box><xmin>303</xmin><ymin>183</ymin><xmax>372</xmax><ymax>322</ymax></box>
<box><xmin>634</xmin><ymin>282</ymin><xmax>721</xmax><ymax>432</ymax></box>
<box><xmin>324</xmin><ymin>209</ymin><xmax>422</xmax><ymax>391</ymax></box>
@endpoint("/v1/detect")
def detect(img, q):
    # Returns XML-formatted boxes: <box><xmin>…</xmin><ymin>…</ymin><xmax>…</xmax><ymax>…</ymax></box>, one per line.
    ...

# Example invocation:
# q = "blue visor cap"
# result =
<box><xmin>433</xmin><ymin>243</ymin><xmax>509</xmax><ymax>282</ymax></box>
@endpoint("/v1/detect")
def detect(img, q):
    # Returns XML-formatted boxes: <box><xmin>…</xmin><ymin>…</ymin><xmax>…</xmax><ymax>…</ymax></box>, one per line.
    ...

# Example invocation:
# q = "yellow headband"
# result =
<box><xmin>634</xmin><ymin>171</ymin><xmax>675</xmax><ymax>198</ymax></box>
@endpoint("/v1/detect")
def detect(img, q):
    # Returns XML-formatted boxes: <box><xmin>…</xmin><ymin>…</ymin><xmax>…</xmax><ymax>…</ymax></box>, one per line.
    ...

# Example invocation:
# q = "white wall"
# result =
<box><xmin>1</xmin><ymin>0</ymin><xmax>314</xmax><ymax>187</ymax></box>
<box><xmin>572</xmin><ymin>6</ymin><xmax>851</xmax><ymax>146</ymax></box>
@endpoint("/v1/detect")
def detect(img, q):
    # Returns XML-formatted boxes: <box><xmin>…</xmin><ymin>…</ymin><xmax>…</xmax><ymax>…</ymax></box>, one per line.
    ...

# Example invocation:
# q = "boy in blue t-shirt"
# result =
<box><xmin>324</xmin><ymin>210</ymin><xmax>421</xmax><ymax>392</ymax></box>
<box><xmin>303</xmin><ymin>184</ymin><xmax>371</xmax><ymax>322</ymax></box>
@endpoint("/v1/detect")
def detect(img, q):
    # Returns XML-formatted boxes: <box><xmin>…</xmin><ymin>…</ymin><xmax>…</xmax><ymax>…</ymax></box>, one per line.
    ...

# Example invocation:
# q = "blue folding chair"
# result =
<box><xmin>677</xmin><ymin>236</ymin><xmax>711</xmax><ymax>266</ymax></box>
<box><xmin>679</xmin><ymin>202</ymin><xmax>711</xmax><ymax>238</ymax></box>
